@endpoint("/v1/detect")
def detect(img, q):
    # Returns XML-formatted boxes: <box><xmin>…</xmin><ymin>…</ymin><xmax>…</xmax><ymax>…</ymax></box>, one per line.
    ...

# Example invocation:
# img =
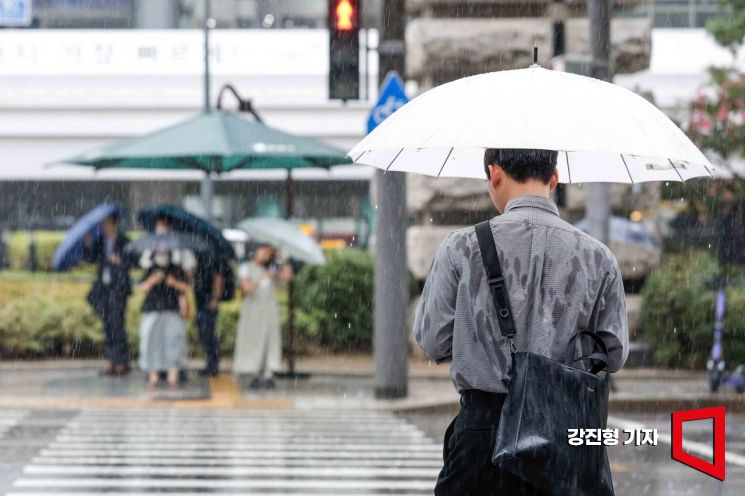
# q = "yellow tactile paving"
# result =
<box><xmin>0</xmin><ymin>375</ymin><xmax>294</xmax><ymax>410</ymax></box>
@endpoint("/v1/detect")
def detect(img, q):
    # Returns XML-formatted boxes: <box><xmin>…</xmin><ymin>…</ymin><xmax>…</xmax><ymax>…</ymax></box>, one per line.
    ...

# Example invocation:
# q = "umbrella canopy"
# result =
<box><xmin>237</xmin><ymin>218</ymin><xmax>326</xmax><ymax>265</ymax></box>
<box><xmin>349</xmin><ymin>67</ymin><xmax>713</xmax><ymax>183</ymax></box>
<box><xmin>138</xmin><ymin>205</ymin><xmax>234</xmax><ymax>261</ymax></box>
<box><xmin>61</xmin><ymin>112</ymin><xmax>350</xmax><ymax>173</ymax></box>
<box><xmin>124</xmin><ymin>232</ymin><xmax>211</xmax><ymax>255</ymax></box>
<box><xmin>52</xmin><ymin>203</ymin><xmax>123</xmax><ymax>272</ymax></box>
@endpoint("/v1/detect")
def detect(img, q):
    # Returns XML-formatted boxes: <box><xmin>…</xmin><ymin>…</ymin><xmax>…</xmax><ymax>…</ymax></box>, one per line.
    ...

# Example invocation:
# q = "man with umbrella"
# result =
<box><xmin>84</xmin><ymin>211</ymin><xmax>132</xmax><ymax>376</ymax></box>
<box><xmin>350</xmin><ymin>66</ymin><xmax>713</xmax><ymax>493</ymax></box>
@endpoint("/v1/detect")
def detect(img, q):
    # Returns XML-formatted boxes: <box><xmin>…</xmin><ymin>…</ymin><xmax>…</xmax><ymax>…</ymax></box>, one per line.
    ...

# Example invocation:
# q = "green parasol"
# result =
<box><xmin>62</xmin><ymin>111</ymin><xmax>350</xmax><ymax>172</ymax></box>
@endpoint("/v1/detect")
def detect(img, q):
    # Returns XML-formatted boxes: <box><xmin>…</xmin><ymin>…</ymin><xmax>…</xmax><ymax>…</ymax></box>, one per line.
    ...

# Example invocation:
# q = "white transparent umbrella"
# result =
<box><xmin>236</xmin><ymin>218</ymin><xmax>326</xmax><ymax>266</ymax></box>
<box><xmin>349</xmin><ymin>67</ymin><xmax>713</xmax><ymax>183</ymax></box>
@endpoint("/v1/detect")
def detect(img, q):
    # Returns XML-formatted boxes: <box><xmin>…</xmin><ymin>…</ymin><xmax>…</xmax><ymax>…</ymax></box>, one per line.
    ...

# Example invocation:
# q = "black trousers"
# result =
<box><xmin>197</xmin><ymin>307</ymin><xmax>219</xmax><ymax>373</ymax></box>
<box><xmin>101</xmin><ymin>297</ymin><xmax>129</xmax><ymax>367</ymax></box>
<box><xmin>435</xmin><ymin>390</ymin><xmax>550</xmax><ymax>496</ymax></box>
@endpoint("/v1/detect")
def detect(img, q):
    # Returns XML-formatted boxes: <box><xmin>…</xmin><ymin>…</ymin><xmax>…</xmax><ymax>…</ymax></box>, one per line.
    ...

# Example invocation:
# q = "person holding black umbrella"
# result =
<box><xmin>84</xmin><ymin>212</ymin><xmax>132</xmax><ymax>376</ymax></box>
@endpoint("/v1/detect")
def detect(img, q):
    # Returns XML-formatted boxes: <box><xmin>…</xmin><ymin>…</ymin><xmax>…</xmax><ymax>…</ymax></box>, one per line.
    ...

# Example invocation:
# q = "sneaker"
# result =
<box><xmin>197</xmin><ymin>368</ymin><xmax>219</xmax><ymax>378</ymax></box>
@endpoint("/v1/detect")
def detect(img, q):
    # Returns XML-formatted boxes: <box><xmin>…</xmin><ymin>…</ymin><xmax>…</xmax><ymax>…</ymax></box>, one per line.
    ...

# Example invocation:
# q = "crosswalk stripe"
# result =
<box><xmin>39</xmin><ymin>449</ymin><xmax>443</xmax><ymax>459</ymax></box>
<box><xmin>31</xmin><ymin>457</ymin><xmax>443</xmax><ymax>468</ymax></box>
<box><xmin>46</xmin><ymin>442</ymin><xmax>442</xmax><ymax>451</ymax></box>
<box><xmin>12</xmin><ymin>409</ymin><xmax>441</xmax><ymax>495</ymax></box>
<box><xmin>9</xmin><ymin>493</ymin><xmax>425</xmax><ymax>496</ymax></box>
<box><xmin>24</xmin><ymin>465</ymin><xmax>441</xmax><ymax>478</ymax></box>
<box><xmin>15</xmin><ymin>478</ymin><xmax>436</xmax><ymax>490</ymax></box>
<box><xmin>54</xmin><ymin>434</ymin><xmax>429</xmax><ymax>443</ymax></box>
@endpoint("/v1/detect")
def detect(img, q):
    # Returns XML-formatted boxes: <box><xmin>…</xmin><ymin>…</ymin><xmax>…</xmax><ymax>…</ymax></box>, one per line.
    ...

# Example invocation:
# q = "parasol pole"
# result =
<box><xmin>285</xmin><ymin>168</ymin><xmax>297</xmax><ymax>376</ymax></box>
<box><xmin>201</xmin><ymin>0</ymin><xmax>214</xmax><ymax>222</ymax></box>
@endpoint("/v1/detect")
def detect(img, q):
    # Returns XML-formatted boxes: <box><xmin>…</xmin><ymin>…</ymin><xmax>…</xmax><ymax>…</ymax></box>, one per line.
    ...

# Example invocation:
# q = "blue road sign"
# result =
<box><xmin>367</xmin><ymin>72</ymin><xmax>408</xmax><ymax>133</ymax></box>
<box><xmin>0</xmin><ymin>0</ymin><xmax>32</xmax><ymax>26</ymax></box>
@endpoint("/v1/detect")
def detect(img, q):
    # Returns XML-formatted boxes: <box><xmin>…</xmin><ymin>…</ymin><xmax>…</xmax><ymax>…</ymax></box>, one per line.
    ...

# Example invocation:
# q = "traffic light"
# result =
<box><xmin>328</xmin><ymin>0</ymin><xmax>360</xmax><ymax>100</ymax></box>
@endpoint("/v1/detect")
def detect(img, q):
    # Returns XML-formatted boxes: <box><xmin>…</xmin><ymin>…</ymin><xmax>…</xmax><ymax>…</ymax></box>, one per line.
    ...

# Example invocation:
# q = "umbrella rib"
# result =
<box><xmin>384</xmin><ymin>149</ymin><xmax>404</xmax><ymax>173</ymax></box>
<box><xmin>565</xmin><ymin>151</ymin><xmax>573</xmax><ymax>184</ymax></box>
<box><xmin>619</xmin><ymin>154</ymin><xmax>634</xmax><ymax>184</ymax></box>
<box><xmin>436</xmin><ymin>148</ymin><xmax>454</xmax><ymax>178</ymax></box>
<box><xmin>667</xmin><ymin>158</ymin><xmax>685</xmax><ymax>182</ymax></box>
<box><xmin>353</xmin><ymin>150</ymin><xmax>368</xmax><ymax>163</ymax></box>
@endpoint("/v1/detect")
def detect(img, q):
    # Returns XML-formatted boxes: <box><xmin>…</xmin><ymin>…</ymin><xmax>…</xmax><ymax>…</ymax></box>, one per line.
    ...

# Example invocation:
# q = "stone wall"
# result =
<box><xmin>407</xmin><ymin>17</ymin><xmax>651</xmax><ymax>86</ymax></box>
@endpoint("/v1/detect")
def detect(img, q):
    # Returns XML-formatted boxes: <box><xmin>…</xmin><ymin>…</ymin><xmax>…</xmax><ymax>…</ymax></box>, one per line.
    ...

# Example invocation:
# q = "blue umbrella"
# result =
<box><xmin>53</xmin><ymin>203</ymin><xmax>123</xmax><ymax>272</ymax></box>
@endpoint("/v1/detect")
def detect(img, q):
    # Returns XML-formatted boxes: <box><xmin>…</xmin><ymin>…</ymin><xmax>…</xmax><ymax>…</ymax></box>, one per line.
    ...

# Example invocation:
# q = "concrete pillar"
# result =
<box><xmin>134</xmin><ymin>0</ymin><xmax>178</xmax><ymax>29</ymax></box>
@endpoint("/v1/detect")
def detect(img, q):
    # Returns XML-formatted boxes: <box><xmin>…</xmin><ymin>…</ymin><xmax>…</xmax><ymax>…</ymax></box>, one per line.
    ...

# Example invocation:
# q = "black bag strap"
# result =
<box><xmin>475</xmin><ymin>221</ymin><xmax>517</xmax><ymax>351</ymax></box>
<box><xmin>567</xmin><ymin>274</ymin><xmax>610</xmax><ymax>375</ymax></box>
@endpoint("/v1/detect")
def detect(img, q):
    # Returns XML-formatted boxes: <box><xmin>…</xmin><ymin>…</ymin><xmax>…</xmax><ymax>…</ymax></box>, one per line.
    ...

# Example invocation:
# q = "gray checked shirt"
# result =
<box><xmin>413</xmin><ymin>195</ymin><xmax>629</xmax><ymax>394</ymax></box>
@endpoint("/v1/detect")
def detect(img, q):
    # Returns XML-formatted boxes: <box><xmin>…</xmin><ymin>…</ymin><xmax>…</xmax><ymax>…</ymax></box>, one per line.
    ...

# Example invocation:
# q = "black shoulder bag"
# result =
<box><xmin>475</xmin><ymin>220</ymin><xmax>615</xmax><ymax>496</ymax></box>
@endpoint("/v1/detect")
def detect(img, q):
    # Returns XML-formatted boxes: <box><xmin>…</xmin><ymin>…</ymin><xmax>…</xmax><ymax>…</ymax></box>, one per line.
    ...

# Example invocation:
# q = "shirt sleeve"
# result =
<box><xmin>413</xmin><ymin>234</ymin><xmax>459</xmax><ymax>363</ymax></box>
<box><xmin>596</xmin><ymin>262</ymin><xmax>629</xmax><ymax>373</ymax></box>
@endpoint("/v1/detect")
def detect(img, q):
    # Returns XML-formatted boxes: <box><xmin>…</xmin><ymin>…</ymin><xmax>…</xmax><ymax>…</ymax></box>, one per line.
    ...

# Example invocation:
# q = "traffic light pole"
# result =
<box><xmin>374</xmin><ymin>0</ymin><xmax>408</xmax><ymax>399</ymax></box>
<box><xmin>586</xmin><ymin>0</ymin><xmax>612</xmax><ymax>246</ymax></box>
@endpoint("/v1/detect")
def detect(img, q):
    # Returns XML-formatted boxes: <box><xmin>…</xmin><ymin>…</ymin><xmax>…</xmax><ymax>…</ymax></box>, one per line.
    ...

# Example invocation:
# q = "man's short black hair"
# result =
<box><xmin>484</xmin><ymin>148</ymin><xmax>558</xmax><ymax>184</ymax></box>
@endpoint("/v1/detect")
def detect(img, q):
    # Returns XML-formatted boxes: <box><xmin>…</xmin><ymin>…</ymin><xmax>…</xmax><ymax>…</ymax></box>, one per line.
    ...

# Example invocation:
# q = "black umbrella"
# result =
<box><xmin>138</xmin><ymin>205</ymin><xmax>234</xmax><ymax>262</ymax></box>
<box><xmin>125</xmin><ymin>232</ymin><xmax>211</xmax><ymax>256</ymax></box>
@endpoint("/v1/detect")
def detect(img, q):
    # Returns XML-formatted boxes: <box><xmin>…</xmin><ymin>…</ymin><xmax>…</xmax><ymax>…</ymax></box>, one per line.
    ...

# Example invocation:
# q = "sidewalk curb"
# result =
<box><xmin>383</xmin><ymin>395</ymin><xmax>745</xmax><ymax>415</ymax></box>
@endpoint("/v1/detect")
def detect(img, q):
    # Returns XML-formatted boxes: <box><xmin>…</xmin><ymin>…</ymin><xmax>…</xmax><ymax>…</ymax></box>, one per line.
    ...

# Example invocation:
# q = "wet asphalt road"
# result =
<box><xmin>1</xmin><ymin>407</ymin><xmax>743</xmax><ymax>495</ymax></box>
<box><xmin>403</xmin><ymin>409</ymin><xmax>745</xmax><ymax>496</ymax></box>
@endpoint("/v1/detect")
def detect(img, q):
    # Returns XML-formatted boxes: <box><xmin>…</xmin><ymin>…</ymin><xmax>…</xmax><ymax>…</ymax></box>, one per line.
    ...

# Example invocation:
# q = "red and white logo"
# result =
<box><xmin>671</xmin><ymin>406</ymin><xmax>726</xmax><ymax>481</ymax></box>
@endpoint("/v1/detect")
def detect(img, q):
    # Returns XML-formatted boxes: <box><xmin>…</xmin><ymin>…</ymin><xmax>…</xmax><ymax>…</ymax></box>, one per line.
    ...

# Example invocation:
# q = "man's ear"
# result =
<box><xmin>488</xmin><ymin>164</ymin><xmax>502</xmax><ymax>188</ymax></box>
<box><xmin>548</xmin><ymin>168</ymin><xmax>559</xmax><ymax>191</ymax></box>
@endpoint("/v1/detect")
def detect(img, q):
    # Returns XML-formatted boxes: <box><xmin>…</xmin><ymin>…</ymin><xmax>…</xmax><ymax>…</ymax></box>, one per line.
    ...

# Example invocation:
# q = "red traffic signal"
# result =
<box><xmin>331</xmin><ymin>0</ymin><xmax>357</xmax><ymax>33</ymax></box>
<box><xmin>328</xmin><ymin>0</ymin><xmax>360</xmax><ymax>100</ymax></box>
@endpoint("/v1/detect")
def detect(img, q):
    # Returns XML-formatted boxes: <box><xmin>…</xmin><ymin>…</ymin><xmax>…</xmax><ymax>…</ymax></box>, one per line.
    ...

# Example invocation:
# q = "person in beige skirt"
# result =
<box><xmin>233</xmin><ymin>243</ymin><xmax>293</xmax><ymax>390</ymax></box>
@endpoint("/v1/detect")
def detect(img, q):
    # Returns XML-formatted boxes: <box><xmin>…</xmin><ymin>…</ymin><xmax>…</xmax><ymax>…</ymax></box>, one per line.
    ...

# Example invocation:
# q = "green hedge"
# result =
<box><xmin>6</xmin><ymin>231</ymin><xmax>66</xmax><ymax>272</ymax></box>
<box><xmin>294</xmin><ymin>249</ymin><xmax>374</xmax><ymax>352</ymax></box>
<box><xmin>0</xmin><ymin>273</ymin><xmax>243</xmax><ymax>359</ymax></box>
<box><xmin>0</xmin><ymin>248</ymin><xmax>375</xmax><ymax>359</ymax></box>
<box><xmin>640</xmin><ymin>251</ymin><xmax>745</xmax><ymax>368</ymax></box>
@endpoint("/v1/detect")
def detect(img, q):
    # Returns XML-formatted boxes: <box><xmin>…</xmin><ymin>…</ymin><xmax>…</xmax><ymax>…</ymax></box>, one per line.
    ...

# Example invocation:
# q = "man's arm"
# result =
<box><xmin>596</xmin><ymin>263</ymin><xmax>629</xmax><ymax>372</ymax></box>
<box><xmin>413</xmin><ymin>235</ymin><xmax>459</xmax><ymax>363</ymax></box>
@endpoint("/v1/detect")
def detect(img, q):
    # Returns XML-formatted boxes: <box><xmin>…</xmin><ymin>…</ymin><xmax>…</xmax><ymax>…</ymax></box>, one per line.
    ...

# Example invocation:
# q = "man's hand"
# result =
<box><xmin>207</xmin><ymin>298</ymin><xmax>219</xmax><ymax>312</ymax></box>
<box><xmin>107</xmin><ymin>253</ymin><xmax>121</xmax><ymax>265</ymax></box>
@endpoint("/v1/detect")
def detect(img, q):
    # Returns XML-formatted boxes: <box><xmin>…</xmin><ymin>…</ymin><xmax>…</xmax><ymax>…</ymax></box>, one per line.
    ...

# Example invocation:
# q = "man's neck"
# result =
<box><xmin>500</xmin><ymin>181</ymin><xmax>551</xmax><ymax>211</ymax></box>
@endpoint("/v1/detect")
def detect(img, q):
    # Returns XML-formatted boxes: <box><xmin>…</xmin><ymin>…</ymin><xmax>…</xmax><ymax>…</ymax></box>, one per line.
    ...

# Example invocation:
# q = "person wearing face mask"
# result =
<box><xmin>84</xmin><ymin>212</ymin><xmax>132</xmax><ymax>376</ymax></box>
<box><xmin>233</xmin><ymin>243</ymin><xmax>293</xmax><ymax>389</ymax></box>
<box><xmin>137</xmin><ymin>250</ymin><xmax>191</xmax><ymax>389</ymax></box>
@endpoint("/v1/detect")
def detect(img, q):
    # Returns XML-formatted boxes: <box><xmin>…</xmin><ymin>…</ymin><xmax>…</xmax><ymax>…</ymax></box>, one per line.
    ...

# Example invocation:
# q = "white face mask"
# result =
<box><xmin>155</xmin><ymin>225</ymin><xmax>170</xmax><ymax>234</ymax></box>
<box><xmin>153</xmin><ymin>253</ymin><xmax>170</xmax><ymax>268</ymax></box>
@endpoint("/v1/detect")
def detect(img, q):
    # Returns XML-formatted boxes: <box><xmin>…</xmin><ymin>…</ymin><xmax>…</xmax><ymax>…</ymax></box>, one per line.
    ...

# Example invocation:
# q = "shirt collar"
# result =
<box><xmin>504</xmin><ymin>195</ymin><xmax>560</xmax><ymax>217</ymax></box>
